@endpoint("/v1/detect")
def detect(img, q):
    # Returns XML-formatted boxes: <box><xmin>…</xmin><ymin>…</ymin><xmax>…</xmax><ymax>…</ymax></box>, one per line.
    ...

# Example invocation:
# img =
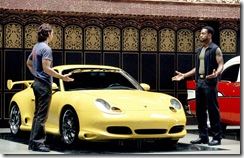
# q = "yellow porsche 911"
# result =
<box><xmin>8</xmin><ymin>65</ymin><xmax>186</xmax><ymax>147</ymax></box>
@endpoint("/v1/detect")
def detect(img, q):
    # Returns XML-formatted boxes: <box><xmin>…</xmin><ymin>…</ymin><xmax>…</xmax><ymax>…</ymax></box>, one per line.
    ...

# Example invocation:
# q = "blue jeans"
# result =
<box><xmin>29</xmin><ymin>79</ymin><xmax>52</xmax><ymax>148</ymax></box>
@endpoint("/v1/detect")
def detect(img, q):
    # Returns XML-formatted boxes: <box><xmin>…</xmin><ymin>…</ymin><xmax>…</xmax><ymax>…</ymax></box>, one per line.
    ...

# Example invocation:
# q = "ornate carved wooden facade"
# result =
<box><xmin>0</xmin><ymin>0</ymin><xmax>240</xmax><ymax>126</ymax></box>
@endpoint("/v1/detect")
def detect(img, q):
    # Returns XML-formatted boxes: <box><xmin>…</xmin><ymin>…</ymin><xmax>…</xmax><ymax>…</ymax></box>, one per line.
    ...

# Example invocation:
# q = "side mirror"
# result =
<box><xmin>140</xmin><ymin>83</ymin><xmax>150</xmax><ymax>91</ymax></box>
<box><xmin>52</xmin><ymin>83</ymin><xmax>59</xmax><ymax>90</ymax></box>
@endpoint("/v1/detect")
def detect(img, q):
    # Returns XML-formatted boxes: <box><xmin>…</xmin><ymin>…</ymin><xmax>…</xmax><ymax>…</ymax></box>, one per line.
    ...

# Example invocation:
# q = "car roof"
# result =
<box><xmin>53</xmin><ymin>64</ymin><xmax>121</xmax><ymax>71</ymax></box>
<box><xmin>224</xmin><ymin>56</ymin><xmax>240</xmax><ymax>70</ymax></box>
<box><xmin>223</xmin><ymin>56</ymin><xmax>240</xmax><ymax>82</ymax></box>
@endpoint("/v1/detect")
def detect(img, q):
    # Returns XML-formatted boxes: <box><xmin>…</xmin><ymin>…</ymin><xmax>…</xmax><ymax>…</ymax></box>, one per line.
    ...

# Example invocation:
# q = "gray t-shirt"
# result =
<box><xmin>28</xmin><ymin>42</ymin><xmax>53</xmax><ymax>85</ymax></box>
<box><xmin>199</xmin><ymin>47</ymin><xmax>222</xmax><ymax>75</ymax></box>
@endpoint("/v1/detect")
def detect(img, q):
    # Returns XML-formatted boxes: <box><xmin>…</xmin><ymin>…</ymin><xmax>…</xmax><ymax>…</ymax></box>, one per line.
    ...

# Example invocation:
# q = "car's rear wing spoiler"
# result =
<box><xmin>7</xmin><ymin>79</ymin><xmax>34</xmax><ymax>90</ymax></box>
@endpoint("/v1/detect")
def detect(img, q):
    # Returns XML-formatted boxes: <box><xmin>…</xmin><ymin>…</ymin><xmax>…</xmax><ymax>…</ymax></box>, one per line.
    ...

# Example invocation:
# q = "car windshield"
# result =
<box><xmin>62</xmin><ymin>68</ymin><xmax>141</xmax><ymax>91</ymax></box>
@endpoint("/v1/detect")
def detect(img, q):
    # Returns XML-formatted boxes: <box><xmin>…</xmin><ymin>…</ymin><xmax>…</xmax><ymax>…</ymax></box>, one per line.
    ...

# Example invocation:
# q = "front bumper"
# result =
<box><xmin>77</xmin><ymin>111</ymin><xmax>187</xmax><ymax>141</ymax></box>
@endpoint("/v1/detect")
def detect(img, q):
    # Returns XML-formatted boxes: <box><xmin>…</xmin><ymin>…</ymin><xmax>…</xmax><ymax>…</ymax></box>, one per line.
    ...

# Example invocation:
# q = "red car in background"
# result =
<box><xmin>186</xmin><ymin>56</ymin><xmax>240</xmax><ymax>131</ymax></box>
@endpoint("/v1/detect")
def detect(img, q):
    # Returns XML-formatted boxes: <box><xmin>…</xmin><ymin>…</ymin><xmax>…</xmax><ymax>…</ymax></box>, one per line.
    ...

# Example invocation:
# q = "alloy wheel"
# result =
<box><xmin>9</xmin><ymin>104</ymin><xmax>21</xmax><ymax>135</ymax></box>
<box><xmin>61</xmin><ymin>109</ymin><xmax>78</xmax><ymax>145</ymax></box>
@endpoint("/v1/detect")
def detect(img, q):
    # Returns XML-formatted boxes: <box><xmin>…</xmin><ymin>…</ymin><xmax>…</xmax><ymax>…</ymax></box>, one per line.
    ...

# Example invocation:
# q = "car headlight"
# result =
<box><xmin>170</xmin><ymin>98</ymin><xmax>182</xmax><ymax>110</ymax></box>
<box><xmin>94</xmin><ymin>98</ymin><xmax>123</xmax><ymax>114</ymax></box>
<box><xmin>95</xmin><ymin>98</ymin><xmax>111</xmax><ymax>112</ymax></box>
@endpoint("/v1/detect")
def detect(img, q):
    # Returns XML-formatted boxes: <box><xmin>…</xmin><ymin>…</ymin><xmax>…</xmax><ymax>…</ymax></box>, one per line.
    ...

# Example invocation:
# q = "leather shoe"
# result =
<box><xmin>190</xmin><ymin>138</ymin><xmax>209</xmax><ymax>144</ymax></box>
<box><xmin>32</xmin><ymin>144</ymin><xmax>50</xmax><ymax>152</ymax></box>
<box><xmin>28</xmin><ymin>145</ymin><xmax>32</xmax><ymax>150</ymax></box>
<box><xmin>28</xmin><ymin>144</ymin><xmax>50</xmax><ymax>150</ymax></box>
<box><xmin>208</xmin><ymin>139</ymin><xmax>221</xmax><ymax>146</ymax></box>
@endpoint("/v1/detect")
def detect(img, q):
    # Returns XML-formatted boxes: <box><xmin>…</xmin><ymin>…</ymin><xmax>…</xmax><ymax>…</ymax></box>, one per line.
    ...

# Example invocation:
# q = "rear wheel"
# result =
<box><xmin>61</xmin><ymin>108</ymin><xmax>79</xmax><ymax>145</ymax></box>
<box><xmin>9</xmin><ymin>104</ymin><xmax>21</xmax><ymax>135</ymax></box>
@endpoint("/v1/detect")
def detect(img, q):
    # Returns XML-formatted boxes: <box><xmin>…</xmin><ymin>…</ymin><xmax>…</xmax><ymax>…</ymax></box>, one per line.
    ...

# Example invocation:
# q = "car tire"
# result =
<box><xmin>61</xmin><ymin>108</ymin><xmax>79</xmax><ymax>145</ymax></box>
<box><xmin>9</xmin><ymin>104</ymin><xmax>22</xmax><ymax>135</ymax></box>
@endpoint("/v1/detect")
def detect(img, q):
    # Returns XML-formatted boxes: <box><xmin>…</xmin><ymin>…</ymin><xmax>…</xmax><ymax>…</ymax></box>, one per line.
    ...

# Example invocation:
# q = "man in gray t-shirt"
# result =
<box><xmin>27</xmin><ymin>42</ymin><xmax>53</xmax><ymax>85</ymax></box>
<box><xmin>26</xmin><ymin>23</ymin><xmax>73</xmax><ymax>152</ymax></box>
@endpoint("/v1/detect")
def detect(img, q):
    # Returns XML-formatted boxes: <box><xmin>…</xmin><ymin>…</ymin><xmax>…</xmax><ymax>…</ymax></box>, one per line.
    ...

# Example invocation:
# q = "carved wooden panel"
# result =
<box><xmin>140</xmin><ymin>28</ymin><xmax>157</xmax><ymax>51</ymax></box>
<box><xmin>25</xmin><ymin>24</ymin><xmax>38</xmax><ymax>49</ymax></box>
<box><xmin>159</xmin><ymin>28</ymin><xmax>175</xmax><ymax>52</ymax></box>
<box><xmin>177</xmin><ymin>29</ymin><xmax>193</xmax><ymax>52</ymax></box>
<box><xmin>195</xmin><ymin>30</ymin><xmax>202</xmax><ymax>52</ymax></box>
<box><xmin>103</xmin><ymin>26</ymin><xmax>120</xmax><ymax>51</ymax></box>
<box><xmin>220</xmin><ymin>29</ymin><xmax>236</xmax><ymax>53</ymax></box>
<box><xmin>85</xmin><ymin>26</ymin><xmax>101</xmax><ymax>50</ymax></box>
<box><xmin>49</xmin><ymin>24</ymin><xmax>63</xmax><ymax>49</ymax></box>
<box><xmin>65</xmin><ymin>25</ymin><xmax>82</xmax><ymax>50</ymax></box>
<box><xmin>4</xmin><ymin>23</ymin><xmax>22</xmax><ymax>48</ymax></box>
<box><xmin>122</xmin><ymin>27</ymin><xmax>138</xmax><ymax>51</ymax></box>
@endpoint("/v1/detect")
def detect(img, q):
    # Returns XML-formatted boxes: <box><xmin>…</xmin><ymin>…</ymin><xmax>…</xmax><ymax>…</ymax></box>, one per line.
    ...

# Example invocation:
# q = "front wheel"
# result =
<box><xmin>61</xmin><ymin>108</ymin><xmax>79</xmax><ymax>145</ymax></box>
<box><xmin>9</xmin><ymin>104</ymin><xmax>21</xmax><ymax>135</ymax></box>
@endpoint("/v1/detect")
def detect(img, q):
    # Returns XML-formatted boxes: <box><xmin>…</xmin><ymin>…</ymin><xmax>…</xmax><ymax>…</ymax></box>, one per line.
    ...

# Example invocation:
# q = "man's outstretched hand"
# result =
<box><xmin>172</xmin><ymin>71</ymin><xmax>184</xmax><ymax>81</ymax></box>
<box><xmin>62</xmin><ymin>73</ymin><xmax>74</xmax><ymax>82</ymax></box>
<box><xmin>206</xmin><ymin>69</ymin><xmax>217</xmax><ymax>79</ymax></box>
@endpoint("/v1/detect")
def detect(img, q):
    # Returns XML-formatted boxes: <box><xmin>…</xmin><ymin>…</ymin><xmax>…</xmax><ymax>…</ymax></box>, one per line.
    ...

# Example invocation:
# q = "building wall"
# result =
<box><xmin>0</xmin><ymin>11</ymin><xmax>240</xmax><ymax>127</ymax></box>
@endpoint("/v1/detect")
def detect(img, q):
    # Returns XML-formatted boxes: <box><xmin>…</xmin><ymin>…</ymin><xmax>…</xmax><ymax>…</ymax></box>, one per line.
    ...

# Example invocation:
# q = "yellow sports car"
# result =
<box><xmin>8</xmin><ymin>65</ymin><xmax>186</xmax><ymax>147</ymax></box>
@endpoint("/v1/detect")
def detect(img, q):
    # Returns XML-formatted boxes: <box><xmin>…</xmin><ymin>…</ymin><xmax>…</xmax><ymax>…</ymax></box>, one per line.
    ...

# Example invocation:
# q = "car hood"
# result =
<box><xmin>74</xmin><ymin>90</ymin><xmax>174</xmax><ymax>111</ymax></box>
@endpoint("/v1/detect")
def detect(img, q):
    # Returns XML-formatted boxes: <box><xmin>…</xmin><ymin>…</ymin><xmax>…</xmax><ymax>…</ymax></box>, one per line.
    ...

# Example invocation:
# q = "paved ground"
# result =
<box><xmin>0</xmin><ymin>126</ymin><xmax>240</xmax><ymax>156</ymax></box>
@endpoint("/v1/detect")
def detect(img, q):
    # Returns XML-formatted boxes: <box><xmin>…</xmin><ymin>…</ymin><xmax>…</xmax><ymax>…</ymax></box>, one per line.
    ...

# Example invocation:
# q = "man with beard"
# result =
<box><xmin>172</xmin><ymin>26</ymin><xmax>224</xmax><ymax>146</ymax></box>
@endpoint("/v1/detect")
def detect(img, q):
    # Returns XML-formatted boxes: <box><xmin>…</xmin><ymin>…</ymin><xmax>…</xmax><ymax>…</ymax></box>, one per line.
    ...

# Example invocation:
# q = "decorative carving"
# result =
<box><xmin>123</xmin><ymin>27</ymin><xmax>138</xmax><ymax>51</ymax></box>
<box><xmin>219</xmin><ymin>21</ymin><xmax>239</xmax><ymax>31</ymax></box>
<box><xmin>65</xmin><ymin>25</ymin><xmax>82</xmax><ymax>50</ymax></box>
<box><xmin>195</xmin><ymin>30</ymin><xmax>202</xmax><ymax>52</ymax></box>
<box><xmin>49</xmin><ymin>24</ymin><xmax>63</xmax><ymax>49</ymax></box>
<box><xmin>25</xmin><ymin>24</ymin><xmax>38</xmax><ymax>49</ymax></box>
<box><xmin>159</xmin><ymin>28</ymin><xmax>175</xmax><ymax>52</ymax></box>
<box><xmin>103</xmin><ymin>26</ymin><xmax>120</xmax><ymax>51</ymax></box>
<box><xmin>220</xmin><ymin>29</ymin><xmax>236</xmax><ymax>53</ymax></box>
<box><xmin>141</xmin><ymin>28</ymin><xmax>157</xmax><ymax>51</ymax></box>
<box><xmin>5</xmin><ymin>23</ymin><xmax>22</xmax><ymax>48</ymax></box>
<box><xmin>85</xmin><ymin>26</ymin><xmax>101</xmax><ymax>50</ymax></box>
<box><xmin>177</xmin><ymin>29</ymin><xmax>193</xmax><ymax>52</ymax></box>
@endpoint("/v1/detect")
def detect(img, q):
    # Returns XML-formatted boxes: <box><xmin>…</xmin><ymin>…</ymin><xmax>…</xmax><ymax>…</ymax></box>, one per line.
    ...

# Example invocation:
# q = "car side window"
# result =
<box><xmin>53</xmin><ymin>69</ymin><xmax>60</xmax><ymax>88</ymax></box>
<box><xmin>221</xmin><ymin>64</ymin><xmax>240</xmax><ymax>82</ymax></box>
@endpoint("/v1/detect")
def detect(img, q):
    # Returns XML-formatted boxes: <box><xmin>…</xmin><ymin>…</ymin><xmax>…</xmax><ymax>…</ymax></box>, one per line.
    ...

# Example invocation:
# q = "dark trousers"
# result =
<box><xmin>29</xmin><ymin>79</ymin><xmax>52</xmax><ymax>148</ymax></box>
<box><xmin>196</xmin><ymin>79</ymin><xmax>222</xmax><ymax>140</ymax></box>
